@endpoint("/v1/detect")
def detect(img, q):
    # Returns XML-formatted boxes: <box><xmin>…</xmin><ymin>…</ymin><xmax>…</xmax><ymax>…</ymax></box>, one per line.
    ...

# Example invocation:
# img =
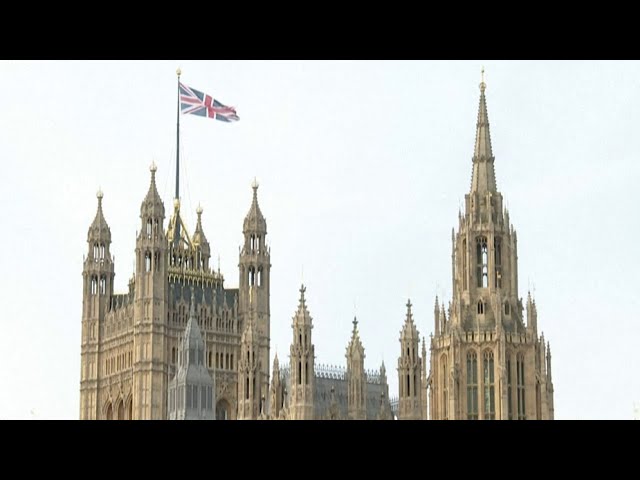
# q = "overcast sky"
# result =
<box><xmin>0</xmin><ymin>60</ymin><xmax>637</xmax><ymax>420</ymax></box>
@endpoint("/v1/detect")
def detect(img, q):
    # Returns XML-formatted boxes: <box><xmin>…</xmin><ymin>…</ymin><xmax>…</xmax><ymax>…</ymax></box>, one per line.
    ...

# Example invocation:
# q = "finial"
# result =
<box><xmin>176</xmin><ymin>67</ymin><xmax>182</xmax><ymax>77</ymax></box>
<box><xmin>252</xmin><ymin>177</ymin><xmax>259</xmax><ymax>191</ymax></box>
<box><xmin>480</xmin><ymin>66</ymin><xmax>486</xmax><ymax>92</ymax></box>
<box><xmin>150</xmin><ymin>160</ymin><xmax>157</xmax><ymax>173</ymax></box>
<box><xmin>173</xmin><ymin>198</ymin><xmax>180</xmax><ymax>210</ymax></box>
<box><xmin>196</xmin><ymin>203</ymin><xmax>203</xmax><ymax>216</ymax></box>
<box><xmin>217</xmin><ymin>254</ymin><xmax>221</xmax><ymax>274</ymax></box>
<box><xmin>352</xmin><ymin>316</ymin><xmax>358</xmax><ymax>331</ymax></box>
<box><xmin>96</xmin><ymin>188</ymin><xmax>103</xmax><ymax>201</ymax></box>
<box><xmin>406</xmin><ymin>298</ymin><xmax>412</xmax><ymax>311</ymax></box>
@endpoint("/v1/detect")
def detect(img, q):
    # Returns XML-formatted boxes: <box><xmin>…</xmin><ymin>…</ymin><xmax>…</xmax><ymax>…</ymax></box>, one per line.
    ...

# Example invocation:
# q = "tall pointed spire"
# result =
<box><xmin>88</xmin><ymin>188</ymin><xmax>111</xmax><ymax>243</ymax></box>
<box><xmin>243</xmin><ymin>178</ymin><xmax>267</xmax><ymax>234</ymax></box>
<box><xmin>470</xmin><ymin>68</ymin><xmax>498</xmax><ymax>194</ymax></box>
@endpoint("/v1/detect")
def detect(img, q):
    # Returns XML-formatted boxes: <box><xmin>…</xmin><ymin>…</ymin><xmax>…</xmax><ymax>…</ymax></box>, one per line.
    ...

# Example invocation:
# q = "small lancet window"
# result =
<box><xmin>477</xmin><ymin>300</ymin><xmax>484</xmax><ymax>315</ymax></box>
<box><xmin>504</xmin><ymin>302</ymin><xmax>510</xmax><ymax>315</ymax></box>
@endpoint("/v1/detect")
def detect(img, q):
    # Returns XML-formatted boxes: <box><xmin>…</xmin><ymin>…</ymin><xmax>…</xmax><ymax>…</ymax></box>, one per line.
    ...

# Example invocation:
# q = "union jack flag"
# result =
<box><xmin>179</xmin><ymin>82</ymin><xmax>240</xmax><ymax>122</ymax></box>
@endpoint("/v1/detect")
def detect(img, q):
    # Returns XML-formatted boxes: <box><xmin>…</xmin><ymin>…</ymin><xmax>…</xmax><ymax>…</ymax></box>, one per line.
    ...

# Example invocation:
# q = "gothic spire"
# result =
<box><xmin>141</xmin><ymin>161</ymin><xmax>165</xmax><ymax>219</ymax></box>
<box><xmin>88</xmin><ymin>189</ymin><xmax>111</xmax><ymax>242</ymax></box>
<box><xmin>470</xmin><ymin>68</ymin><xmax>498</xmax><ymax>194</ymax></box>
<box><xmin>192</xmin><ymin>204</ymin><xmax>210</xmax><ymax>252</ymax></box>
<box><xmin>243</xmin><ymin>178</ymin><xmax>267</xmax><ymax>234</ymax></box>
<box><xmin>401</xmin><ymin>298</ymin><xmax>419</xmax><ymax>340</ymax></box>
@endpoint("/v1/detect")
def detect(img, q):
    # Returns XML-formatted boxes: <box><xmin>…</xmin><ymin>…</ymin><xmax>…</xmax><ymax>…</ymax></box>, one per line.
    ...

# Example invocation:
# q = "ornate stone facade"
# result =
<box><xmin>80</xmin><ymin>75</ymin><xmax>554</xmax><ymax>420</ymax></box>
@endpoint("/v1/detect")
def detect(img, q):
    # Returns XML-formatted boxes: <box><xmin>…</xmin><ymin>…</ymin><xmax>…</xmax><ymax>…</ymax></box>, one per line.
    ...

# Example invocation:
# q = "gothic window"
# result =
<box><xmin>226</xmin><ymin>353</ymin><xmax>229</xmax><ymax>370</ymax></box>
<box><xmin>517</xmin><ymin>353</ymin><xmax>526</xmax><ymax>420</ymax></box>
<box><xmin>154</xmin><ymin>252</ymin><xmax>160</xmax><ymax>271</ymax></box>
<box><xmin>208</xmin><ymin>351</ymin><xmax>212</xmax><ymax>368</ymax></box>
<box><xmin>90</xmin><ymin>276</ymin><xmax>97</xmax><ymax>295</ymax></box>
<box><xmin>477</xmin><ymin>300</ymin><xmax>484</xmax><ymax>315</ymax></box>
<box><xmin>476</xmin><ymin>237</ymin><xmax>488</xmax><ymax>288</ymax></box>
<box><xmin>117</xmin><ymin>400</ymin><xmax>124</xmax><ymax>420</ymax></box>
<box><xmin>504</xmin><ymin>302</ymin><xmax>510</xmax><ymax>315</ymax></box>
<box><xmin>145</xmin><ymin>252</ymin><xmax>151</xmax><ymax>272</ymax></box>
<box><xmin>483</xmin><ymin>350</ymin><xmax>495</xmax><ymax>420</ymax></box>
<box><xmin>100</xmin><ymin>244</ymin><xmax>105</xmax><ymax>259</ymax></box>
<box><xmin>495</xmin><ymin>237</ymin><xmax>502</xmax><ymax>265</ymax></box>
<box><xmin>298</xmin><ymin>361</ymin><xmax>302</xmax><ymax>385</ymax></box>
<box><xmin>257</xmin><ymin>267</ymin><xmax>262</xmax><ymax>287</ymax></box>
<box><xmin>99</xmin><ymin>276</ymin><xmax>106</xmax><ymax>295</ymax></box>
<box><xmin>462</xmin><ymin>239</ymin><xmax>468</xmax><ymax>290</ymax></box>
<box><xmin>406</xmin><ymin>374</ymin><xmax>410</xmax><ymax>397</ymax></box>
<box><xmin>230</xmin><ymin>354</ymin><xmax>234</xmax><ymax>370</ymax></box>
<box><xmin>305</xmin><ymin>361</ymin><xmax>309</xmax><ymax>385</ymax></box>
<box><xmin>441</xmin><ymin>355</ymin><xmax>448</xmax><ymax>420</ymax></box>
<box><xmin>146</xmin><ymin>218</ymin><xmax>152</xmax><ymax>238</ymax></box>
<box><xmin>466</xmin><ymin>351</ymin><xmax>478</xmax><ymax>420</ymax></box>
<box><xmin>105</xmin><ymin>403</ymin><xmax>113</xmax><ymax>420</ymax></box>
<box><xmin>93</xmin><ymin>243</ymin><xmax>98</xmax><ymax>259</ymax></box>
<box><xmin>201</xmin><ymin>385</ymin><xmax>206</xmax><ymax>410</ymax></box>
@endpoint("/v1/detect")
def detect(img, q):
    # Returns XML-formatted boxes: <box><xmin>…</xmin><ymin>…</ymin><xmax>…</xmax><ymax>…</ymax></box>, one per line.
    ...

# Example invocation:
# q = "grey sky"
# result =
<box><xmin>0</xmin><ymin>60</ymin><xmax>637</xmax><ymax>420</ymax></box>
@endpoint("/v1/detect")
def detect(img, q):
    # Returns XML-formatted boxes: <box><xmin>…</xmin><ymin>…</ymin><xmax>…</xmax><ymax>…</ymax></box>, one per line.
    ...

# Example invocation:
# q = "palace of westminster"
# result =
<box><xmin>79</xmin><ymin>77</ymin><xmax>555</xmax><ymax>420</ymax></box>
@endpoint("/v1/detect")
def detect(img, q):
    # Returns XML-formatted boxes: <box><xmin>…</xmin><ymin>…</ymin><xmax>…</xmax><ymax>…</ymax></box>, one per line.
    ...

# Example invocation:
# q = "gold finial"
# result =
<box><xmin>251</xmin><ymin>177</ymin><xmax>259</xmax><ymax>190</ymax></box>
<box><xmin>150</xmin><ymin>160</ymin><xmax>157</xmax><ymax>173</ymax></box>
<box><xmin>480</xmin><ymin>66</ymin><xmax>486</xmax><ymax>92</ymax></box>
<box><xmin>196</xmin><ymin>203</ymin><xmax>203</xmax><ymax>215</ymax></box>
<box><xmin>96</xmin><ymin>188</ymin><xmax>103</xmax><ymax>200</ymax></box>
<box><xmin>176</xmin><ymin>67</ymin><xmax>182</xmax><ymax>77</ymax></box>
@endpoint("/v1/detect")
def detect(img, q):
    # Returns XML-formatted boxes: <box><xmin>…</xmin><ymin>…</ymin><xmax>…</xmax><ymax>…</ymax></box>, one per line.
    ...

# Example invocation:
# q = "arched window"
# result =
<box><xmin>99</xmin><ymin>276</ymin><xmax>106</xmax><ymax>295</ymax></box>
<box><xmin>466</xmin><ymin>351</ymin><xmax>478</xmax><ymax>419</ymax></box>
<box><xmin>145</xmin><ymin>252</ymin><xmax>151</xmax><ymax>272</ymax></box>
<box><xmin>298</xmin><ymin>361</ymin><xmax>302</xmax><ymax>385</ymax></box>
<box><xmin>494</xmin><ymin>237</ymin><xmax>502</xmax><ymax>288</ymax></box>
<box><xmin>257</xmin><ymin>267</ymin><xmax>262</xmax><ymax>287</ymax></box>
<box><xmin>477</xmin><ymin>300</ymin><xmax>484</xmax><ymax>315</ymax></box>
<box><xmin>305</xmin><ymin>361</ymin><xmax>309</xmax><ymax>385</ymax></box>
<box><xmin>483</xmin><ymin>350</ymin><xmax>495</xmax><ymax>419</ymax></box>
<box><xmin>93</xmin><ymin>243</ymin><xmax>98</xmax><ymax>259</ymax></box>
<box><xmin>90</xmin><ymin>276</ymin><xmax>97</xmax><ymax>295</ymax></box>
<box><xmin>105</xmin><ymin>402</ymin><xmax>113</xmax><ymax>420</ymax></box>
<box><xmin>462</xmin><ymin>238</ymin><xmax>468</xmax><ymax>290</ymax></box>
<box><xmin>441</xmin><ymin>355</ymin><xmax>448</xmax><ymax>420</ymax></box>
<box><xmin>476</xmin><ymin>237</ymin><xmax>488</xmax><ymax>288</ymax></box>
<box><xmin>507</xmin><ymin>355</ymin><xmax>513</xmax><ymax>420</ymax></box>
<box><xmin>504</xmin><ymin>302</ymin><xmax>511</xmax><ymax>315</ymax></box>
<box><xmin>517</xmin><ymin>353</ymin><xmax>526</xmax><ymax>420</ymax></box>
<box><xmin>146</xmin><ymin>218</ymin><xmax>152</xmax><ymax>238</ymax></box>
<box><xmin>117</xmin><ymin>400</ymin><xmax>124</xmax><ymax>420</ymax></box>
<box><xmin>246</xmin><ymin>377</ymin><xmax>250</xmax><ymax>399</ymax></box>
<box><xmin>230</xmin><ymin>354</ymin><xmax>234</xmax><ymax>370</ymax></box>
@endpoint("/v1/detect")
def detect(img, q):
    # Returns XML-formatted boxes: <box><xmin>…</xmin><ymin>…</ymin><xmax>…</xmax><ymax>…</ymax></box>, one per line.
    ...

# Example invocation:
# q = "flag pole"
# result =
<box><xmin>176</xmin><ymin>67</ymin><xmax>181</xmax><ymax>201</ymax></box>
<box><xmin>175</xmin><ymin>67</ymin><xmax>182</xmax><ymax>246</ymax></box>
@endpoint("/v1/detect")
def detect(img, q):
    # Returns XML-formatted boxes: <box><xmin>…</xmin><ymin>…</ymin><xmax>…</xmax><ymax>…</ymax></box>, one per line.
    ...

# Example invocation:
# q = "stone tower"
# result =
<box><xmin>238</xmin><ymin>180</ymin><xmax>271</xmax><ymax>409</ymax></box>
<box><xmin>346</xmin><ymin>317</ymin><xmax>366</xmax><ymax>420</ymax></box>
<box><xmin>397</xmin><ymin>299</ymin><xmax>423</xmax><ymax>420</ymax></box>
<box><xmin>80</xmin><ymin>189</ymin><xmax>115</xmax><ymax>420</ymax></box>
<box><xmin>428</xmin><ymin>74</ymin><xmax>554</xmax><ymax>420</ymax></box>
<box><xmin>133</xmin><ymin>163</ymin><xmax>169</xmax><ymax>420</ymax></box>
<box><xmin>288</xmin><ymin>284</ymin><xmax>315</xmax><ymax>420</ymax></box>
<box><xmin>237</xmin><ymin>287</ymin><xmax>263</xmax><ymax>420</ymax></box>
<box><xmin>168</xmin><ymin>291</ymin><xmax>215</xmax><ymax>420</ymax></box>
